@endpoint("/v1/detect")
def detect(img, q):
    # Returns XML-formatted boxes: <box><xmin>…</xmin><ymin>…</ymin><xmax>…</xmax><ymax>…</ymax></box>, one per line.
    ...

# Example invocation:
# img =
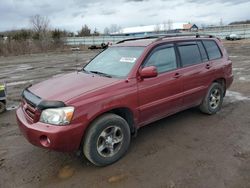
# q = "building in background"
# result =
<box><xmin>111</xmin><ymin>23</ymin><xmax>198</xmax><ymax>36</ymax></box>
<box><xmin>182</xmin><ymin>24</ymin><xmax>199</xmax><ymax>32</ymax></box>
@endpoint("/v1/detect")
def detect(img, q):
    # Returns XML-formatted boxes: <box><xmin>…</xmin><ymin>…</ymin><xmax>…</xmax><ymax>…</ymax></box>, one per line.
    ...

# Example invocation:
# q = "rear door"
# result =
<box><xmin>202</xmin><ymin>40</ymin><xmax>224</xmax><ymax>78</ymax></box>
<box><xmin>176</xmin><ymin>40</ymin><xmax>212</xmax><ymax>108</ymax></box>
<box><xmin>137</xmin><ymin>44</ymin><xmax>183</xmax><ymax>126</ymax></box>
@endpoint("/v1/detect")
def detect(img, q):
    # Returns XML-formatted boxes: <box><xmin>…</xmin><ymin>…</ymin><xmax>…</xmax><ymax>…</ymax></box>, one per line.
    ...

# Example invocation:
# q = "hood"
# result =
<box><xmin>29</xmin><ymin>72</ymin><xmax>119</xmax><ymax>102</ymax></box>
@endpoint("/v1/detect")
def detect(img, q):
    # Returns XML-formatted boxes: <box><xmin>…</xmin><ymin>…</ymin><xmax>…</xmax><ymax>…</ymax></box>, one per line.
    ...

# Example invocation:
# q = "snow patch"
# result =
<box><xmin>7</xmin><ymin>80</ymin><xmax>33</xmax><ymax>86</ymax></box>
<box><xmin>6</xmin><ymin>105</ymin><xmax>18</xmax><ymax>111</ymax></box>
<box><xmin>233</xmin><ymin>68</ymin><xmax>244</xmax><ymax>71</ymax></box>
<box><xmin>16</xmin><ymin>64</ymin><xmax>33</xmax><ymax>71</ymax></box>
<box><xmin>239</xmin><ymin>77</ymin><xmax>246</xmax><ymax>81</ymax></box>
<box><xmin>225</xmin><ymin>91</ymin><xmax>250</xmax><ymax>103</ymax></box>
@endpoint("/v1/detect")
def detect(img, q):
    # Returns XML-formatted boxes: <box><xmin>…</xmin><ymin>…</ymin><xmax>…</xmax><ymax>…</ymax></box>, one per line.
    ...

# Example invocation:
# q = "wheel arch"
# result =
<box><xmin>212</xmin><ymin>78</ymin><xmax>226</xmax><ymax>96</ymax></box>
<box><xmin>79</xmin><ymin>107</ymin><xmax>136</xmax><ymax>152</ymax></box>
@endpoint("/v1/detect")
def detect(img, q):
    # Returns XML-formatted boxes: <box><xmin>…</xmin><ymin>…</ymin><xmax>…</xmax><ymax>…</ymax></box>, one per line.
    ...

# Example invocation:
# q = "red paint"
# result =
<box><xmin>16</xmin><ymin>37</ymin><xmax>233</xmax><ymax>152</ymax></box>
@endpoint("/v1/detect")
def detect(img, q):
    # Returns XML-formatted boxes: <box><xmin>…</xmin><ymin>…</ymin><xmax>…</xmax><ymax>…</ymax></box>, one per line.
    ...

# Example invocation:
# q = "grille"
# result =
<box><xmin>21</xmin><ymin>89</ymin><xmax>42</xmax><ymax>123</ymax></box>
<box><xmin>22</xmin><ymin>99</ymin><xmax>36</xmax><ymax>122</ymax></box>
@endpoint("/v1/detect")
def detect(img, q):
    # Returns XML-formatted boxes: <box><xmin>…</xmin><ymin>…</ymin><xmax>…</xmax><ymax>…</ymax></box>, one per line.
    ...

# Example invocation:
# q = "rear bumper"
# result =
<box><xmin>16</xmin><ymin>107</ymin><xmax>85</xmax><ymax>152</ymax></box>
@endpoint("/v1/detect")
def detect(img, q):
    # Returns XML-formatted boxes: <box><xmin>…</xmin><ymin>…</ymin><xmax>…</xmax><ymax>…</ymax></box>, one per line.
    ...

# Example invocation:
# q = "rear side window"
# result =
<box><xmin>203</xmin><ymin>40</ymin><xmax>222</xmax><ymax>60</ymax></box>
<box><xmin>177</xmin><ymin>43</ymin><xmax>202</xmax><ymax>67</ymax></box>
<box><xmin>145</xmin><ymin>46</ymin><xmax>177</xmax><ymax>73</ymax></box>
<box><xmin>197</xmin><ymin>41</ymin><xmax>208</xmax><ymax>62</ymax></box>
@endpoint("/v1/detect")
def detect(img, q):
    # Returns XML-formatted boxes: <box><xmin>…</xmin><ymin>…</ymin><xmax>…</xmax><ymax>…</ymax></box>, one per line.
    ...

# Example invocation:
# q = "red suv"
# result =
<box><xmin>16</xmin><ymin>34</ymin><xmax>233</xmax><ymax>166</ymax></box>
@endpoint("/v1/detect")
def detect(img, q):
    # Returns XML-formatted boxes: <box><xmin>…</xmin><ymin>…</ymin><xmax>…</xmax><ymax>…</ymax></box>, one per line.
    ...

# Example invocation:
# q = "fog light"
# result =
<box><xmin>40</xmin><ymin>135</ymin><xmax>51</xmax><ymax>147</ymax></box>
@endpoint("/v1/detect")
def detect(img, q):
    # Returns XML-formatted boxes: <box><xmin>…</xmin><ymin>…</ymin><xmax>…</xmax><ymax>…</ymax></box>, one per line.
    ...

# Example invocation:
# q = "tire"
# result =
<box><xmin>0</xmin><ymin>101</ymin><xmax>6</xmax><ymax>114</ymax></box>
<box><xmin>199</xmin><ymin>82</ymin><xmax>224</xmax><ymax>115</ymax></box>
<box><xmin>83</xmin><ymin>113</ymin><xmax>131</xmax><ymax>166</ymax></box>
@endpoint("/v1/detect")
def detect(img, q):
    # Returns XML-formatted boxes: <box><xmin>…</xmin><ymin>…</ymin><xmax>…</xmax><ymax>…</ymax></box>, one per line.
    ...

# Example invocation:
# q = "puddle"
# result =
<box><xmin>57</xmin><ymin>165</ymin><xmax>75</xmax><ymax>179</ymax></box>
<box><xmin>233</xmin><ymin>68</ymin><xmax>244</xmax><ymax>71</ymax></box>
<box><xmin>108</xmin><ymin>174</ymin><xmax>127</xmax><ymax>183</ymax></box>
<box><xmin>225</xmin><ymin>91</ymin><xmax>250</xmax><ymax>103</ymax></box>
<box><xmin>10</xmin><ymin>75</ymin><xmax>24</xmax><ymax>79</ymax></box>
<box><xmin>7</xmin><ymin>80</ymin><xmax>33</xmax><ymax>86</ymax></box>
<box><xmin>16</xmin><ymin>64</ymin><xmax>33</xmax><ymax>71</ymax></box>
<box><xmin>239</xmin><ymin>77</ymin><xmax>246</xmax><ymax>81</ymax></box>
<box><xmin>6</xmin><ymin>105</ymin><xmax>19</xmax><ymax>111</ymax></box>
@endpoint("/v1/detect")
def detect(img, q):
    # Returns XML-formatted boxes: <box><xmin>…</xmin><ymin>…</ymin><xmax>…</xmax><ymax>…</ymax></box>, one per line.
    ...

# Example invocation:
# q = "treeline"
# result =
<box><xmin>229</xmin><ymin>20</ymin><xmax>250</xmax><ymax>25</ymax></box>
<box><xmin>0</xmin><ymin>29</ymin><xmax>70</xmax><ymax>42</ymax></box>
<box><xmin>0</xmin><ymin>15</ymin><xmax>71</xmax><ymax>56</ymax></box>
<box><xmin>0</xmin><ymin>15</ymin><xmax>112</xmax><ymax>56</ymax></box>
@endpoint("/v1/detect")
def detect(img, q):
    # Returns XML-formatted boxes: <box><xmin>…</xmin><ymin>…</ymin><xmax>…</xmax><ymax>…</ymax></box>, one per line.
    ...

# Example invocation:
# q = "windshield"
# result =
<box><xmin>84</xmin><ymin>47</ymin><xmax>145</xmax><ymax>78</ymax></box>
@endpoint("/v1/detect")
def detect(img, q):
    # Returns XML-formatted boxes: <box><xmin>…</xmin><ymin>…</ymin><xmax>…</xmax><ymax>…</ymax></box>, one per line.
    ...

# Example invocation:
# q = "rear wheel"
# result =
<box><xmin>199</xmin><ymin>83</ymin><xmax>224</xmax><ymax>115</ymax></box>
<box><xmin>0</xmin><ymin>101</ymin><xmax>6</xmax><ymax>114</ymax></box>
<box><xmin>83</xmin><ymin>113</ymin><xmax>131</xmax><ymax>166</ymax></box>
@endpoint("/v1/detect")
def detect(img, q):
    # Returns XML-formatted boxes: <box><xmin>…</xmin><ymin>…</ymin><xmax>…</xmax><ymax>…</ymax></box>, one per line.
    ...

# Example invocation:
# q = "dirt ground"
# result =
<box><xmin>0</xmin><ymin>40</ymin><xmax>250</xmax><ymax>188</ymax></box>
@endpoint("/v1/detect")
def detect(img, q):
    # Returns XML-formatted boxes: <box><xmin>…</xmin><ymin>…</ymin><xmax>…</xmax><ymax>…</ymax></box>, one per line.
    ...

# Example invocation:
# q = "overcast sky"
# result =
<box><xmin>0</xmin><ymin>0</ymin><xmax>250</xmax><ymax>32</ymax></box>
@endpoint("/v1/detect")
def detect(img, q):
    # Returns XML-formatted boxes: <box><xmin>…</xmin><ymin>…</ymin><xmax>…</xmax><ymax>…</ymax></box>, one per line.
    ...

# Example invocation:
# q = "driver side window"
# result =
<box><xmin>145</xmin><ymin>45</ymin><xmax>177</xmax><ymax>73</ymax></box>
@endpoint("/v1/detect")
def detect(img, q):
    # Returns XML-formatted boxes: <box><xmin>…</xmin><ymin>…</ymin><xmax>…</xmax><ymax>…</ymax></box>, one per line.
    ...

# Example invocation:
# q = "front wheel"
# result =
<box><xmin>83</xmin><ymin>113</ymin><xmax>131</xmax><ymax>166</ymax></box>
<box><xmin>199</xmin><ymin>82</ymin><xmax>224</xmax><ymax>115</ymax></box>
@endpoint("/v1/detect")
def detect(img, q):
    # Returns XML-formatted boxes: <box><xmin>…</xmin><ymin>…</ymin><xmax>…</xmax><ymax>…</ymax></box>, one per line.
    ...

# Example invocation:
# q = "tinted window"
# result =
<box><xmin>178</xmin><ymin>44</ymin><xmax>202</xmax><ymax>67</ymax></box>
<box><xmin>203</xmin><ymin>40</ymin><xmax>222</xmax><ymax>60</ymax></box>
<box><xmin>145</xmin><ymin>46</ymin><xmax>177</xmax><ymax>73</ymax></box>
<box><xmin>197</xmin><ymin>41</ymin><xmax>208</xmax><ymax>62</ymax></box>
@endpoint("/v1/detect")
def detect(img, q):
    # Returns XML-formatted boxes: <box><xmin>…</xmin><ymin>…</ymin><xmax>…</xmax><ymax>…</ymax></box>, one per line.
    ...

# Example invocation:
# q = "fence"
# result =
<box><xmin>201</xmin><ymin>24</ymin><xmax>250</xmax><ymax>39</ymax></box>
<box><xmin>65</xmin><ymin>24</ymin><xmax>250</xmax><ymax>46</ymax></box>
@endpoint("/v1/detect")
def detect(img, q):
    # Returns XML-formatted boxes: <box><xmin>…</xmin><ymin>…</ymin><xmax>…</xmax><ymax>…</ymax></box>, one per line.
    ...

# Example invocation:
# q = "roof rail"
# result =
<box><xmin>116</xmin><ymin>36</ymin><xmax>159</xmax><ymax>44</ymax></box>
<box><xmin>116</xmin><ymin>33</ymin><xmax>215</xmax><ymax>44</ymax></box>
<box><xmin>155</xmin><ymin>33</ymin><xmax>214</xmax><ymax>41</ymax></box>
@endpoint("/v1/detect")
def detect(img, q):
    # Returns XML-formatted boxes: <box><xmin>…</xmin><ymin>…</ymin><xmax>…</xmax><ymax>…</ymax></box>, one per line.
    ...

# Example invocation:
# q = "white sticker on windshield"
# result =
<box><xmin>120</xmin><ymin>57</ymin><xmax>137</xmax><ymax>63</ymax></box>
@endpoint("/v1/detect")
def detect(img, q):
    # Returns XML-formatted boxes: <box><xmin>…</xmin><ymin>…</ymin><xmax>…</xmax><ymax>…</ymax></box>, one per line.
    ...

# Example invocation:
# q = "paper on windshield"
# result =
<box><xmin>120</xmin><ymin>57</ymin><xmax>137</xmax><ymax>63</ymax></box>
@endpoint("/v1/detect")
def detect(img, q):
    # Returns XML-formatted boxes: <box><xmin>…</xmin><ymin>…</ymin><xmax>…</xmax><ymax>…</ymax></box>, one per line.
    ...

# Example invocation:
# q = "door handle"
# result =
<box><xmin>206</xmin><ymin>64</ymin><xmax>211</xmax><ymax>69</ymax></box>
<box><xmin>173</xmin><ymin>72</ymin><xmax>181</xmax><ymax>78</ymax></box>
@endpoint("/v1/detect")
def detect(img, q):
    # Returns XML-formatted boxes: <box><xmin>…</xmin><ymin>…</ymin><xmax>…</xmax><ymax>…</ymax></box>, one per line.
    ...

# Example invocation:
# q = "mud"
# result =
<box><xmin>0</xmin><ymin>41</ymin><xmax>250</xmax><ymax>188</ymax></box>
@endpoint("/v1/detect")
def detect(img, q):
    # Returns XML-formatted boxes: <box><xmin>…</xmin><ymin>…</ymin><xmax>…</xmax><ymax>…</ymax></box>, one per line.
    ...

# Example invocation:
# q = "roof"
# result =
<box><xmin>113</xmin><ymin>23</ymin><xmax>188</xmax><ymax>35</ymax></box>
<box><xmin>183</xmin><ymin>24</ymin><xmax>198</xmax><ymax>30</ymax></box>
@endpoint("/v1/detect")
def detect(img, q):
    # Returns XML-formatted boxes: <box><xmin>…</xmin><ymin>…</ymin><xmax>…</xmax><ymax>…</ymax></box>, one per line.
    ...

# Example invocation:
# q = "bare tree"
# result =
<box><xmin>109</xmin><ymin>24</ymin><xmax>121</xmax><ymax>34</ymax></box>
<box><xmin>30</xmin><ymin>15</ymin><xmax>50</xmax><ymax>34</ymax></box>
<box><xmin>30</xmin><ymin>15</ymin><xmax>51</xmax><ymax>51</ymax></box>
<box><xmin>154</xmin><ymin>24</ymin><xmax>161</xmax><ymax>33</ymax></box>
<box><xmin>103</xmin><ymin>27</ymin><xmax>110</xmax><ymax>35</ymax></box>
<box><xmin>167</xmin><ymin>19</ymin><xmax>173</xmax><ymax>31</ymax></box>
<box><xmin>219</xmin><ymin>18</ymin><xmax>223</xmax><ymax>26</ymax></box>
<box><xmin>163</xmin><ymin>21</ymin><xmax>168</xmax><ymax>32</ymax></box>
<box><xmin>93</xmin><ymin>28</ymin><xmax>100</xmax><ymax>36</ymax></box>
<box><xmin>77</xmin><ymin>25</ymin><xmax>91</xmax><ymax>36</ymax></box>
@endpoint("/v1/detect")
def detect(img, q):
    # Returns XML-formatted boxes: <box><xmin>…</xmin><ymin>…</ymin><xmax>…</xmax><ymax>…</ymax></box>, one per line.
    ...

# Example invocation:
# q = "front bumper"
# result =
<box><xmin>16</xmin><ymin>107</ymin><xmax>85</xmax><ymax>152</ymax></box>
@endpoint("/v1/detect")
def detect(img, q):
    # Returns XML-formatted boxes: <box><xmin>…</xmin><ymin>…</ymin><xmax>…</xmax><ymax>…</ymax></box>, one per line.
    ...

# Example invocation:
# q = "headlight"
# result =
<box><xmin>39</xmin><ymin>107</ymin><xmax>74</xmax><ymax>125</ymax></box>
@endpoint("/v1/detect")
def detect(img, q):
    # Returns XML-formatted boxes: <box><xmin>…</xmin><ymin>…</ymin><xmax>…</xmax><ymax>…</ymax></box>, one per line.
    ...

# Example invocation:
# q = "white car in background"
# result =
<box><xmin>226</xmin><ymin>34</ymin><xmax>242</xmax><ymax>40</ymax></box>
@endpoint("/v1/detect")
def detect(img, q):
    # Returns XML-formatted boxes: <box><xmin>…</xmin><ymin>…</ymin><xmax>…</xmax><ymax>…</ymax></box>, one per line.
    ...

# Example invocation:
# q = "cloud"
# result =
<box><xmin>186</xmin><ymin>0</ymin><xmax>249</xmax><ymax>4</ymax></box>
<box><xmin>0</xmin><ymin>0</ymin><xmax>250</xmax><ymax>32</ymax></box>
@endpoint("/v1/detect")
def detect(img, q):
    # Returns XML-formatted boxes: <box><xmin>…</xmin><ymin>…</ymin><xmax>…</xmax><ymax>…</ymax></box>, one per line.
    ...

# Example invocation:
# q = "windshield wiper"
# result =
<box><xmin>89</xmin><ymin>70</ymin><xmax>112</xmax><ymax>78</ymax></box>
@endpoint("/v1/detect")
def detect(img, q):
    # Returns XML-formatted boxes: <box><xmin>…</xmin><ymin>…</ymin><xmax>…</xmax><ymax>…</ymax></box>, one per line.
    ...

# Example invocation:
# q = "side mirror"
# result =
<box><xmin>140</xmin><ymin>66</ymin><xmax>158</xmax><ymax>79</ymax></box>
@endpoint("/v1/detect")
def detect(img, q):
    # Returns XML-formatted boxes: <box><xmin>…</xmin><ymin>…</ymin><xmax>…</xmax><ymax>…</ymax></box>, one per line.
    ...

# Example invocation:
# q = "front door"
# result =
<box><xmin>137</xmin><ymin>44</ymin><xmax>183</xmax><ymax>126</ymax></box>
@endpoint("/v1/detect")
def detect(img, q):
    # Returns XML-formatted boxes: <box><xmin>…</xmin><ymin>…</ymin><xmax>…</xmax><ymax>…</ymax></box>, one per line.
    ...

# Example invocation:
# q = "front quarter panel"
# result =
<box><xmin>66</xmin><ymin>78</ymin><xmax>139</xmax><ymax>136</ymax></box>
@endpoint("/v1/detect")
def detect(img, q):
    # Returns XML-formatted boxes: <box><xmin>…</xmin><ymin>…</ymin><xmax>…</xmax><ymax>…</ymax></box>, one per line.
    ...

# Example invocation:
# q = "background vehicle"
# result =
<box><xmin>0</xmin><ymin>83</ymin><xmax>7</xmax><ymax>113</ymax></box>
<box><xmin>16</xmin><ymin>34</ymin><xmax>233</xmax><ymax>166</ymax></box>
<box><xmin>226</xmin><ymin>33</ymin><xmax>242</xmax><ymax>40</ymax></box>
